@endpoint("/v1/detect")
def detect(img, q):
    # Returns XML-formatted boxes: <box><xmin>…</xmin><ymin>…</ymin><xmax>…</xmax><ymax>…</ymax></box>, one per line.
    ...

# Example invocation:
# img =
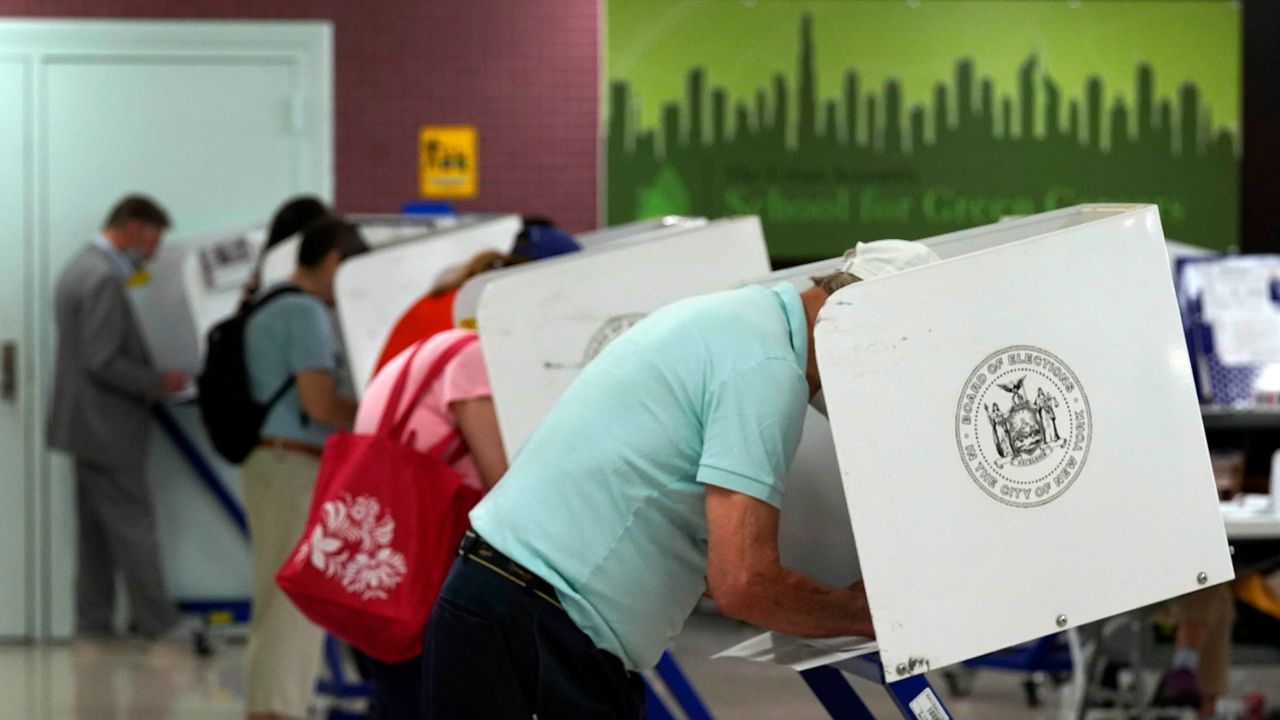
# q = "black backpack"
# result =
<box><xmin>198</xmin><ymin>286</ymin><xmax>302</xmax><ymax>464</ymax></box>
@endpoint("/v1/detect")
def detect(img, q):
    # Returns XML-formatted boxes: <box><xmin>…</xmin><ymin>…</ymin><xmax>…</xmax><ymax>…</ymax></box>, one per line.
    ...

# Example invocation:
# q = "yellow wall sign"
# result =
<box><xmin>419</xmin><ymin>125</ymin><xmax>477</xmax><ymax>199</ymax></box>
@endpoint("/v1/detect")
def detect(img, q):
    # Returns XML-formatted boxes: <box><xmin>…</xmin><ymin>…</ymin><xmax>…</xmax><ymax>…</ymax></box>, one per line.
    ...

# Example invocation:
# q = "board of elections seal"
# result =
<box><xmin>582</xmin><ymin>313</ymin><xmax>647</xmax><ymax>363</ymax></box>
<box><xmin>955</xmin><ymin>346</ymin><xmax>1091</xmax><ymax>508</ymax></box>
<box><xmin>544</xmin><ymin>313</ymin><xmax>647</xmax><ymax>370</ymax></box>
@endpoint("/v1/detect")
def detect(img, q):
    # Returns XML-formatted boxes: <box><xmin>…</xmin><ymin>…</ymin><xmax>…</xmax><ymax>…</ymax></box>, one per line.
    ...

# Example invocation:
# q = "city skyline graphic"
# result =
<box><xmin>605</xmin><ymin>3</ymin><xmax>1240</xmax><ymax>259</ymax></box>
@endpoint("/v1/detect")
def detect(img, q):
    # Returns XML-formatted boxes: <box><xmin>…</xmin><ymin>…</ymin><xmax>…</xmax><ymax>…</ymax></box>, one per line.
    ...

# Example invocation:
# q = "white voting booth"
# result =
<box><xmin>812</xmin><ymin>204</ymin><xmax>1231</xmax><ymax>680</ymax></box>
<box><xmin>451</xmin><ymin>216</ymin><xmax>708</xmax><ymax>330</ymax></box>
<box><xmin>572</xmin><ymin>215</ymin><xmax>705</xmax><ymax>249</ymax></box>
<box><xmin>476</xmin><ymin>216</ymin><xmax>770</xmax><ymax>455</ymax></box>
<box><xmin>130</xmin><ymin>224</ymin><xmax>264</xmax><ymax>377</ymax></box>
<box><xmin>133</xmin><ymin>213</ymin><xmax>498</xmax><ymax>375</ymax></box>
<box><xmin>257</xmin><ymin>212</ymin><xmax>484</xmax><ymax>287</ymax></box>
<box><xmin>332</xmin><ymin>214</ymin><xmax>522</xmax><ymax>392</ymax></box>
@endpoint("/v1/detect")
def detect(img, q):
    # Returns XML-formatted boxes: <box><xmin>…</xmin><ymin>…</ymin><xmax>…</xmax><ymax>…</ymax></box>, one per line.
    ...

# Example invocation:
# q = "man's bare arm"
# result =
<box><xmin>704</xmin><ymin>485</ymin><xmax>874</xmax><ymax>639</ymax></box>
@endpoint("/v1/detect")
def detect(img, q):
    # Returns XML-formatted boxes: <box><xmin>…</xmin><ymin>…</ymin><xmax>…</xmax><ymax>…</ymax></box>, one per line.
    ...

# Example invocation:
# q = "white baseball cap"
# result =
<box><xmin>839</xmin><ymin>239</ymin><xmax>940</xmax><ymax>281</ymax></box>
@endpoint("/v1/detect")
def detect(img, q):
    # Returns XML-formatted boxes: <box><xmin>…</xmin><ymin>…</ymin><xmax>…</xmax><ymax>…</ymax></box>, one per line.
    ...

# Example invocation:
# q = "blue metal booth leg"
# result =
<box><xmin>800</xmin><ymin>665</ymin><xmax>878</xmax><ymax>720</ymax></box>
<box><xmin>653</xmin><ymin>651</ymin><xmax>716</xmax><ymax>720</ymax></box>
<box><xmin>801</xmin><ymin>653</ymin><xmax>956</xmax><ymax>720</ymax></box>
<box><xmin>882</xmin><ymin>671</ymin><xmax>953</xmax><ymax>720</ymax></box>
<box><xmin>644</xmin><ymin>679</ymin><xmax>679</xmax><ymax>720</ymax></box>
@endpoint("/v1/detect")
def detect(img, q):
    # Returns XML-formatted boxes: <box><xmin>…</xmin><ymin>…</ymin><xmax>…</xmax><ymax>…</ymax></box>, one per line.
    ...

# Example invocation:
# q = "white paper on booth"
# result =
<box><xmin>1200</xmin><ymin>261</ymin><xmax>1278</xmax><ymax>320</ymax></box>
<box><xmin>1211</xmin><ymin>311</ymin><xmax>1280</xmax><ymax>365</ymax></box>
<box><xmin>713</xmin><ymin>631</ymin><xmax>877</xmax><ymax>672</ymax></box>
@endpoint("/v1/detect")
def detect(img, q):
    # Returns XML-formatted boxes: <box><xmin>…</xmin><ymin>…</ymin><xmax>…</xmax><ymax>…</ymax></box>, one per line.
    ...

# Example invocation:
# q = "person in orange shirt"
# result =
<box><xmin>372</xmin><ymin>219</ymin><xmax>581</xmax><ymax>373</ymax></box>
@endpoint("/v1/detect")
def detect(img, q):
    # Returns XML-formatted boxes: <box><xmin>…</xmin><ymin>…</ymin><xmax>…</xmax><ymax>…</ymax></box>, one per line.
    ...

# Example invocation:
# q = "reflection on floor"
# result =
<box><xmin>1</xmin><ymin>613</ymin><xmax>1276</xmax><ymax>719</ymax></box>
<box><xmin>2</xmin><ymin>638</ymin><xmax>245</xmax><ymax>720</ymax></box>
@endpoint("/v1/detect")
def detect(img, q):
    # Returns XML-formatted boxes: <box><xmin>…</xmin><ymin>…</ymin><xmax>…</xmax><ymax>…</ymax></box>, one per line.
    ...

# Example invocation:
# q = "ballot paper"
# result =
<box><xmin>713</xmin><ymin>631</ymin><xmax>877</xmax><ymax>672</ymax></box>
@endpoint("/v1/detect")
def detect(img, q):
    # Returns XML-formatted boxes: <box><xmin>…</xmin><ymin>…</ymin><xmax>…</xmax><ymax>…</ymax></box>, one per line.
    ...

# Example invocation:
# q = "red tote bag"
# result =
<box><xmin>276</xmin><ymin>334</ymin><xmax>483</xmax><ymax>663</ymax></box>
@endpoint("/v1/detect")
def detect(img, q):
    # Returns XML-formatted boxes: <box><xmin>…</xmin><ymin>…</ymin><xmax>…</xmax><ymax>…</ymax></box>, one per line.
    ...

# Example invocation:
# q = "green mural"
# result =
<box><xmin>605</xmin><ymin>0</ymin><xmax>1241</xmax><ymax>260</ymax></box>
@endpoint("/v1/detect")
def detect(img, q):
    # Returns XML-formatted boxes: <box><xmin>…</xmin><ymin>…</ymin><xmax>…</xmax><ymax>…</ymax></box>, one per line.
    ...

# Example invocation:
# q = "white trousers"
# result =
<box><xmin>242</xmin><ymin>447</ymin><xmax>325</xmax><ymax>718</ymax></box>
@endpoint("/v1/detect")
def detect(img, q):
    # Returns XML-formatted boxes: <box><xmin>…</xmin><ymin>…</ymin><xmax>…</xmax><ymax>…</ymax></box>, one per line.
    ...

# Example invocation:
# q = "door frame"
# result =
<box><xmin>0</xmin><ymin>19</ymin><xmax>333</xmax><ymax>639</ymax></box>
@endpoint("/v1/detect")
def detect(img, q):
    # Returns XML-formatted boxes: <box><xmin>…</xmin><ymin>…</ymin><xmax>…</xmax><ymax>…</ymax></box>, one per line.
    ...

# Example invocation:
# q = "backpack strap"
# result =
<box><xmin>246</xmin><ymin>284</ymin><xmax>302</xmax><ymax>317</ymax></box>
<box><xmin>380</xmin><ymin>334</ymin><xmax>480</xmax><ymax>445</ymax></box>
<box><xmin>249</xmin><ymin>284</ymin><xmax>305</xmax><ymax>416</ymax></box>
<box><xmin>262</xmin><ymin>375</ymin><xmax>295</xmax><ymax>415</ymax></box>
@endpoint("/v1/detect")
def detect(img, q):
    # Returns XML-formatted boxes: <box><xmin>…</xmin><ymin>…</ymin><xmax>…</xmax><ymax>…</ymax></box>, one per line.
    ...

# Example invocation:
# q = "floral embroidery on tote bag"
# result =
<box><xmin>296</xmin><ymin>494</ymin><xmax>408</xmax><ymax>600</ymax></box>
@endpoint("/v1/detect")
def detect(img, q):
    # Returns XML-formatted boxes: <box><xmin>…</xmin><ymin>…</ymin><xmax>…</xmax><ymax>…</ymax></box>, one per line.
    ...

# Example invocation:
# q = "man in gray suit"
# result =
<box><xmin>48</xmin><ymin>195</ymin><xmax>196</xmax><ymax>644</ymax></box>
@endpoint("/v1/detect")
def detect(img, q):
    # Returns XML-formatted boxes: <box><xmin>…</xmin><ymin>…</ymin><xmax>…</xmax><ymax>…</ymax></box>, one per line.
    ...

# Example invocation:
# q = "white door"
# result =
<box><xmin>0</xmin><ymin>20</ymin><xmax>333</xmax><ymax>639</ymax></box>
<box><xmin>0</xmin><ymin>59</ymin><xmax>31</xmax><ymax>639</ymax></box>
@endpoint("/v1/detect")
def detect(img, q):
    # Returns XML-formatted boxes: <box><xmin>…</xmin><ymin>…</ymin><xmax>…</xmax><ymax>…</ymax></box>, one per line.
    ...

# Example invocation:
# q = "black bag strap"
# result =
<box><xmin>262</xmin><ymin>376</ymin><xmax>296</xmax><ymax>415</ymax></box>
<box><xmin>246</xmin><ymin>284</ymin><xmax>302</xmax><ymax>317</ymax></box>
<box><xmin>245</xmin><ymin>284</ymin><xmax>303</xmax><ymax>415</ymax></box>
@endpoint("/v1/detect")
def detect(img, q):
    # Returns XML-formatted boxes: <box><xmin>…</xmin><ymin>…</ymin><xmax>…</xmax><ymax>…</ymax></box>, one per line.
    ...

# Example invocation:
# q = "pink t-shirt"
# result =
<box><xmin>354</xmin><ymin>329</ymin><xmax>491</xmax><ymax>491</ymax></box>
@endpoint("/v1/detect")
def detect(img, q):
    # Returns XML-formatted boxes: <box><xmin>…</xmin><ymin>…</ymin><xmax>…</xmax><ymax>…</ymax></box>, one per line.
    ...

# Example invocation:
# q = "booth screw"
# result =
<box><xmin>895</xmin><ymin>663</ymin><xmax>908</xmax><ymax>676</ymax></box>
<box><xmin>1056</xmin><ymin>615</ymin><xmax>1068</xmax><ymax>628</ymax></box>
<box><xmin>1197</xmin><ymin>572</ymin><xmax>1208</xmax><ymax>585</ymax></box>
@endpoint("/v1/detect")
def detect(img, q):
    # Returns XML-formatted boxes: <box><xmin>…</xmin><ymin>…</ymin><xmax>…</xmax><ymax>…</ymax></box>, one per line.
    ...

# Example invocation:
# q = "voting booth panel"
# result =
<box><xmin>258</xmin><ymin>213</ymin><xmax>489</xmax><ymax>288</ymax></box>
<box><xmin>573</xmin><ymin>216</ymin><xmax>707</xmax><ymax>249</ymax></box>
<box><xmin>477</xmin><ymin>216</ymin><xmax>771</xmax><ymax>457</ymax></box>
<box><xmin>814</xmin><ymin>204</ymin><xmax>1232</xmax><ymax>680</ymax></box>
<box><xmin>751</xmin><ymin>210</ymin><xmax>1215</xmax><ymax>594</ymax></box>
<box><xmin>776</xmin><ymin>408</ymin><xmax>862</xmax><ymax>588</ymax></box>
<box><xmin>130</xmin><ymin>225</ymin><xmax>262</xmax><ymax>376</ymax></box>
<box><xmin>349</xmin><ymin>213</ymin><xmax>471</xmax><ymax>248</ymax></box>
<box><xmin>335</xmin><ymin>214</ymin><xmax>522</xmax><ymax>392</ymax></box>
<box><xmin>754</xmin><ymin>214</ymin><xmax>1119</xmax><ymax>296</ymax></box>
<box><xmin>132</xmin><ymin>214</ymin><xmax>490</xmax><ymax>375</ymax></box>
<box><xmin>451</xmin><ymin>216</ymin><xmax>709</xmax><ymax>329</ymax></box>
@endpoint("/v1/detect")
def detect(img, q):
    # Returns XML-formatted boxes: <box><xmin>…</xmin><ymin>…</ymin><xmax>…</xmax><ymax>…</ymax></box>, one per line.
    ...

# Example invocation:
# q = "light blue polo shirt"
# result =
<box><xmin>470</xmin><ymin>283</ymin><xmax>810</xmax><ymax>671</ymax></box>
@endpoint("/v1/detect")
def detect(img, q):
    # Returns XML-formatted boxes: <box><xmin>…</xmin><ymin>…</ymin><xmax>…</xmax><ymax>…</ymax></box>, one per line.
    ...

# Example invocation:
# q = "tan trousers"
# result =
<box><xmin>242</xmin><ymin>447</ymin><xmax>325</xmax><ymax>718</ymax></box>
<box><xmin>1170</xmin><ymin>583</ymin><xmax>1236</xmax><ymax>696</ymax></box>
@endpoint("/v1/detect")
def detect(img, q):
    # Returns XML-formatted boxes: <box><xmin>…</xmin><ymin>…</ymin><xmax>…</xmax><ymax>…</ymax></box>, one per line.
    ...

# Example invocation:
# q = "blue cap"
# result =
<box><xmin>512</xmin><ymin>225</ymin><xmax>581</xmax><ymax>261</ymax></box>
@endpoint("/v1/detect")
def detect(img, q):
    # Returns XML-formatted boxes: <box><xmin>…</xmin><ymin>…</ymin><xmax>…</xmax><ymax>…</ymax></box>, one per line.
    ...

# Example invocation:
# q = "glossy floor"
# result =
<box><xmin>1</xmin><ymin>614</ymin><xmax>1276</xmax><ymax>719</ymax></box>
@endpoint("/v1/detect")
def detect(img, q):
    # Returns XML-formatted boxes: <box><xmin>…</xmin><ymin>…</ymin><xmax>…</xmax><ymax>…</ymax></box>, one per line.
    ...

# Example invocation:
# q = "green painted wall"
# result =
<box><xmin>605</xmin><ymin>0</ymin><xmax>1241</xmax><ymax>258</ymax></box>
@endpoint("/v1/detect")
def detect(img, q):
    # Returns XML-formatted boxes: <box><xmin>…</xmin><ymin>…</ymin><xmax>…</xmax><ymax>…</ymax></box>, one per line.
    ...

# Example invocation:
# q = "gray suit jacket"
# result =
<box><xmin>47</xmin><ymin>244</ymin><xmax>162</xmax><ymax>468</ymax></box>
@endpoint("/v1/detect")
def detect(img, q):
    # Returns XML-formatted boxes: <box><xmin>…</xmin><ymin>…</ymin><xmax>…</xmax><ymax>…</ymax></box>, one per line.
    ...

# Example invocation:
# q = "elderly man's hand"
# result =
<box><xmin>705</xmin><ymin>485</ymin><xmax>876</xmax><ymax>639</ymax></box>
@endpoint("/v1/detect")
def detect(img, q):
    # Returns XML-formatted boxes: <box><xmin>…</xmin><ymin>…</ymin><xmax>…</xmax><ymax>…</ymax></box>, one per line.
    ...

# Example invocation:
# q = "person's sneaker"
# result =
<box><xmin>158</xmin><ymin>615</ymin><xmax>212</xmax><ymax>657</ymax></box>
<box><xmin>1152</xmin><ymin>667</ymin><xmax>1202</xmax><ymax>708</ymax></box>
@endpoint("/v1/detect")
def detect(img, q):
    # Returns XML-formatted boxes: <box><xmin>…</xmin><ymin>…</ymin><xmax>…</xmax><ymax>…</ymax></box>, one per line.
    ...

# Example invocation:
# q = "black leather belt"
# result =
<box><xmin>458</xmin><ymin>530</ymin><xmax>564</xmax><ymax>609</ymax></box>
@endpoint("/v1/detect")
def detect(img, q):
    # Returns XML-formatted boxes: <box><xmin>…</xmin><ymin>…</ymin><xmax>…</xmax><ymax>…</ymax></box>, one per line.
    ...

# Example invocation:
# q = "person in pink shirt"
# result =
<box><xmin>351</xmin><ymin>327</ymin><xmax>507</xmax><ymax>719</ymax></box>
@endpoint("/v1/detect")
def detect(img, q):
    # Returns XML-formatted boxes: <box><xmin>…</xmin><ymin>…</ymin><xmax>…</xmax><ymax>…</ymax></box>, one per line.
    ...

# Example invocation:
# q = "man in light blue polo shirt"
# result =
<box><xmin>424</xmin><ymin>240</ymin><xmax>940</xmax><ymax>718</ymax></box>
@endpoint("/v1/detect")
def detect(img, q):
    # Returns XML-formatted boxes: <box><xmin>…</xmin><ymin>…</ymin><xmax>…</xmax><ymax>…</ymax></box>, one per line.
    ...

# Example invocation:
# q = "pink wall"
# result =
<box><xmin>0</xmin><ymin>1</ymin><xmax>601</xmax><ymax>231</ymax></box>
